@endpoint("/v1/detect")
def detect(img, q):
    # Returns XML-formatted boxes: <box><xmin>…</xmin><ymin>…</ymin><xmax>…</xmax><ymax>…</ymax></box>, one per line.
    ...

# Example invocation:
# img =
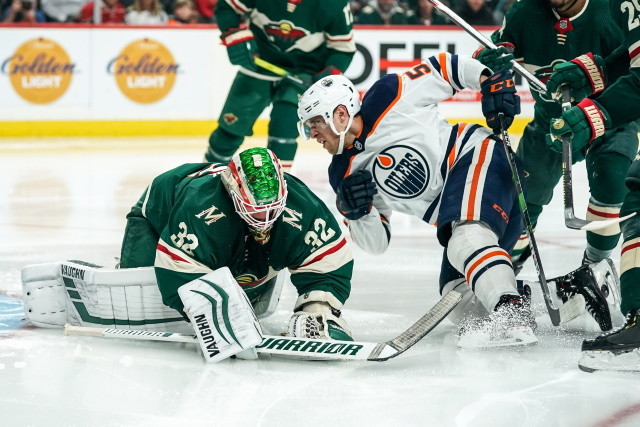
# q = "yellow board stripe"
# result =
<box><xmin>0</xmin><ymin>118</ymin><xmax>530</xmax><ymax>138</ymax></box>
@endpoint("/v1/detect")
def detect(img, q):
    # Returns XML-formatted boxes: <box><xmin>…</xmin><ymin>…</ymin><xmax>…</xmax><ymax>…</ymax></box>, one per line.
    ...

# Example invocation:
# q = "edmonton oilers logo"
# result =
<box><xmin>372</xmin><ymin>145</ymin><xmax>429</xmax><ymax>199</ymax></box>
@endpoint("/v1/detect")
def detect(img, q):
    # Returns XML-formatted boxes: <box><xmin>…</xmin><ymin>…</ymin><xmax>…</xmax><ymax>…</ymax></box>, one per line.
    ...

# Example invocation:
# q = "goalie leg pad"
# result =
<box><xmin>178</xmin><ymin>267</ymin><xmax>263</xmax><ymax>363</ymax></box>
<box><xmin>22</xmin><ymin>262</ymin><xmax>68</xmax><ymax>328</ymax></box>
<box><xmin>22</xmin><ymin>261</ymin><xmax>192</xmax><ymax>333</ymax></box>
<box><xmin>252</xmin><ymin>271</ymin><xmax>286</xmax><ymax>319</ymax></box>
<box><xmin>288</xmin><ymin>290</ymin><xmax>352</xmax><ymax>341</ymax></box>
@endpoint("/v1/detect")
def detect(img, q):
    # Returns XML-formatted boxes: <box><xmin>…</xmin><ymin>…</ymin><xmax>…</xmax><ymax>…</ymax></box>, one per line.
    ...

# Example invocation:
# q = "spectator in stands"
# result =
<box><xmin>2</xmin><ymin>0</ymin><xmax>46</xmax><ymax>22</ymax></box>
<box><xmin>125</xmin><ymin>0</ymin><xmax>167</xmax><ymax>24</ymax></box>
<box><xmin>193</xmin><ymin>0</ymin><xmax>214</xmax><ymax>23</ymax></box>
<box><xmin>454</xmin><ymin>0</ymin><xmax>495</xmax><ymax>26</ymax></box>
<box><xmin>168</xmin><ymin>0</ymin><xmax>202</xmax><ymax>24</ymax></box>
<box><xmin>405</xmin><ymin>0</ymin><xmax>449</xmax><ymax>25</ymax></box>
<box><xmin>357</xmin><ymin>0</ymin><xmax>409</xmax><ymax>25</ymax></box>
<box><xmin>79</xmin><ymin>0</ymin><xmax>125</xmax><ymax>23</ymax></box>
<box><xmin>39</xmin><ymin>0</ymin><xmax>86</xmax><ymax>22</ymax></box>
<box><xmin>349</xmin><ymin>0</ymin><xmax>368</xmax><ymax>18</ymax></box>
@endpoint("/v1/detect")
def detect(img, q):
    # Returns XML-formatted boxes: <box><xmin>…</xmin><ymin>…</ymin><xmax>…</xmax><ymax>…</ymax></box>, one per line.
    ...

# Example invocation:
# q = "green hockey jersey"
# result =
<box><xmin>595</xmin><ymin>0</ymin><xmax>640</xmax><ymax>128</ymax></box>
<box><xmin>493</xmin><ymin>0</ymin><xmax>624</xmax><ymax>124</ymax></box>
<box><xmin>216</xmin><ymin>0</ymin><xmax>355</xmax><ymax>76</ymax></box>
<box><xmin>137</xmin><ymin>163</ymin><xmax>353</xmax><ymax>313</ymax></box>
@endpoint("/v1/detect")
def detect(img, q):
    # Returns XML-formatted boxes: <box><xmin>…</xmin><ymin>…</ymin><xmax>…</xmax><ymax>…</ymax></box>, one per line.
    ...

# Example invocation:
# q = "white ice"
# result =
<box><xmin>1</xmin><ymin>137</ymin><xmax>640</xmax><ymax>427</ymax></box>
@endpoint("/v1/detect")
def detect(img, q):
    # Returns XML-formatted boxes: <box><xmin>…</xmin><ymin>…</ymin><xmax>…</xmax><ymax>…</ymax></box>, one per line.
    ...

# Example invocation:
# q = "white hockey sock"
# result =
<box><xmin>447</xmin><ymin>221</ymin><xmax>517</xmax><ymax>312</ymax></box>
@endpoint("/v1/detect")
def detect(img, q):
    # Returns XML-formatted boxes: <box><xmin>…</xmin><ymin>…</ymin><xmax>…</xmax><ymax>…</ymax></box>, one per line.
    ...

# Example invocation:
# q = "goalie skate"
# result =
<box><xmin>578</xmin><ymin>308</ymin><xmax>640</xmax><ymax>372</ymax></box>
<box><xmin>458</xmin><ymin>295</ymin><xmax>538</xmax><ymax>349</ymax></box>
<box><xmin>552</xmin><ymin>258</ymin><xmax>620</xmax><ymax>331</ymax></box>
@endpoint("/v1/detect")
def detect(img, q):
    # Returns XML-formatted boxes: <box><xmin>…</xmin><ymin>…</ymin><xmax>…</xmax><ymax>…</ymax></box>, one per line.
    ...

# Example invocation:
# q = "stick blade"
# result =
<box><xmin>368</xmin><ymin>290</ymin><xmax>462</xmax><ymax>361</ymax></box>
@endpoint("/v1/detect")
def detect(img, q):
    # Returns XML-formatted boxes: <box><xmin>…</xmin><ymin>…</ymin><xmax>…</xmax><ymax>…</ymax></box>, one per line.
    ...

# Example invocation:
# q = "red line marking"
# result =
<box><xmin>595</xmin><ymin>401</ymin><xmax>640</xmax><ymax>427</ymax></box>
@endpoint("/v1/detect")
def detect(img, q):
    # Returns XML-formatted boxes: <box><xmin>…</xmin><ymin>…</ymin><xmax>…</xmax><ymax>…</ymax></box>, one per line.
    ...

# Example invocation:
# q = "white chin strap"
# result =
<box><xmin>330</xmin><ymin>115</ymin><xmax>354</xmax><ymax>156</ymax></box>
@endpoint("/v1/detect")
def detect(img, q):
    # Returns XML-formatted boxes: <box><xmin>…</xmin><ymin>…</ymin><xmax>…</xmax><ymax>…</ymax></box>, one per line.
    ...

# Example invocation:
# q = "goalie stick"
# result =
<box><xmin>497</xmin><ymin>114</ymin><xmax>586</xmax><ymax>326</ymax></box>
<box><xmin>64</xmin><ymin>289</ymin><xmax>462</xmax><ymax>362</ymax></box>
<box><xmin>558</xmin><ymin>87</ymin><xmax>635</xmax><ymax>230</ymax></box>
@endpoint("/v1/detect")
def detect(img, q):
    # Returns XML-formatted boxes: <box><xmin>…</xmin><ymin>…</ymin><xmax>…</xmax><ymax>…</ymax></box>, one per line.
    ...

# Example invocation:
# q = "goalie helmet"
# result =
<box><xmin>221</xmin><ymin>147</ymin><xmax>288</xmax><ymax>231</ymax></box>
<box><xmin>297</xmin><ymin>75</ymin><xmax>361</xmax><ymax>155</ymax></box>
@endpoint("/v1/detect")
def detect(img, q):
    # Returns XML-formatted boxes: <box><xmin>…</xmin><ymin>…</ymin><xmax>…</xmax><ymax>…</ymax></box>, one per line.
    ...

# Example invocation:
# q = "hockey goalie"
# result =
<box><xmin>22</xmin><ymin>148</ymin><xmax>356</xmax><ymax>362</ymax></box>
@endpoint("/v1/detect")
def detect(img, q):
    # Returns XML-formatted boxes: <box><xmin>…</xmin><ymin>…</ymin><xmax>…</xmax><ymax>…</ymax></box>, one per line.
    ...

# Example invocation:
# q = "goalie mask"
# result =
<box><xmin>221</xmin><ymin>148</ymin><xmax>288</xmax><ymax>233</ymax></box>
<box><xmin>297</xmin><ymin>75</ymin><xmax>361</xmax><ymax>155</ymax></box>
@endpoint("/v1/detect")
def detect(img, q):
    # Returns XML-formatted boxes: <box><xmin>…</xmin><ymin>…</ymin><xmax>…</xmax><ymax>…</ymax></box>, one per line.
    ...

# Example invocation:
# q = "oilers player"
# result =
<box><xmin>297</xmin><ymin>53</ymin><xmax>531</xmax><ymax>348</ymax></box>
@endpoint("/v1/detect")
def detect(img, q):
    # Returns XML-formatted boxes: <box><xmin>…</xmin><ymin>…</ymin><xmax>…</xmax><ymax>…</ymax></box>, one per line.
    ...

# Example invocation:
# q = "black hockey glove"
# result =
<box><xmin>481</xmin><ymin>71</ymin><xmax>521</xmax><ymax>132</ymax></box>
<box><xmin>336</xmin><ymin>170</ymin><xmax>378</xmax><ymax>220</ymax></box>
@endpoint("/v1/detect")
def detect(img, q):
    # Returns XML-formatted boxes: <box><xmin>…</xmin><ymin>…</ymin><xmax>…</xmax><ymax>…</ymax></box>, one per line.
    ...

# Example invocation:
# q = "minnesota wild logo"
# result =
<box><xmin>262</xmin><ymin>20</ymin><xmax>308</xmax><ymax>51</ymax></box>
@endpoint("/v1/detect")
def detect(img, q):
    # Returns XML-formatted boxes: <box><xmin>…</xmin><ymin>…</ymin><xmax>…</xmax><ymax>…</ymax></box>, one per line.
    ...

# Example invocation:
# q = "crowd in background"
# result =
<box><xmin>1</xmin><ymin>0</ymin><xmax>512</xmax><ymax>25</ymax></box>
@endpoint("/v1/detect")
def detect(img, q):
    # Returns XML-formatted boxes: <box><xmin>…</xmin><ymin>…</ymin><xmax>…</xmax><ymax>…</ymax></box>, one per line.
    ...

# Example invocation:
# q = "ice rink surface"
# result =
<box><xmin>1</xmin><ymin>137</ymin><xmax>640</xmax><ymax>427</ymax></box>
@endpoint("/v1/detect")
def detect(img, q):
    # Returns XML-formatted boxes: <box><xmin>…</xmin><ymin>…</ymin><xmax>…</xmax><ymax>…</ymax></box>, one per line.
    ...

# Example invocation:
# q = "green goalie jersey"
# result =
<box><xmin>595</xmin><ymin>0</ymin><xmax>640</xmax><ymax>128</ymax></box>
<box><xmin>138</xmin><ymin>163</ymin><xmax>353</xmax><ymax>314</ymax></box>
<box><xmin>493</xmin><ymin>0</ymin><xmax>624</xmax><ymax>124</ymax></box>
<box><xmin>215</xmin><ymin>0</ymin><xmax>355</xmax><ymax>76</ymax></box>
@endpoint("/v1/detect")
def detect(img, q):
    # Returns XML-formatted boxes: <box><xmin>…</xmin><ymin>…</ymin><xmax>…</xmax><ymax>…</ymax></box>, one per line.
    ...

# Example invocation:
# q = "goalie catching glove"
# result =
<box><xmin>288</xmin><ymin>291</ymin><xmax>353</xmax><ymax>341</ymax></box>
<box><xmin>480</xmin><ymin>71</ymin><xmax>520</xmax><ymax>132</ymax></box>
<box><xmin>546</xmin><ymin>53</ymin><xmax>606</xmax><ymax>102</ymax></box>
<box><xmin>336</xmin><ymin>170</ymin><xmax>378</xmax><ymax>220</ymax></box>
<box><xmin>178</xmin><ymin>267</ymin><xmax>263</xmax><ymax>363</ymax></box>
<box><xmin>221</xmin><ymin>27</ymin><xmax>257</xmax><ymax>71</ymax></box>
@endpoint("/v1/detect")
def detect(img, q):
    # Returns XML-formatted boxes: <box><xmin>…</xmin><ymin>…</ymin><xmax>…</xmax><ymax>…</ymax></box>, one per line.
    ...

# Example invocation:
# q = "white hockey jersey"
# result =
<box><xmin>328</xmin><ymin>52</ymin><xmax>493</xmax><ymax>254</ymax></box>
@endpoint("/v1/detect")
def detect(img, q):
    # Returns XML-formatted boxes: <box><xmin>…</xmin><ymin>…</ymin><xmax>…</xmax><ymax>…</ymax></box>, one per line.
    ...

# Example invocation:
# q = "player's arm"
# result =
<box><xmin>216</xmin><ymin>0</ymin><xmax>257</xmax><ymax>71</ymax></box>
<box><xmin>287</xmin><ymin>200</ymin><xmax>355</xmax><ymax>340</ymax></box>
<box><xmin>405</xmin><ymin>52</ymin><xmax>491</xmax><ymax>105</ymax></box>
<box><xmin>334</xmin><ymin>169</ymin><xmax>391</xmax><ymax>254</ymax></box>
<box><xmin>319</xmin><ymin>0</ymin><xmax>356</xmax><ymax>79</ymax></box>
<box><xmin>154</xmin><ymin>209</ymin><xmax>223</xmax><ymax>314</ymax></box>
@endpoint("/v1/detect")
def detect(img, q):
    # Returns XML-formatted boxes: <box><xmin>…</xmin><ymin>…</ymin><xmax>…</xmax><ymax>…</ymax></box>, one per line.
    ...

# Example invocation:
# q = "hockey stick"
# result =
<box><xmin>254</xmin><ymin>57</ymin><xmax>310</xmax><ymax>89</ymax></box>
<box><xmin>497</xmin><ymin>113</ymin><xmax>586</xmax><ymax>326</ymax></box>
<box><xmin>64</xmin><ymin>290</ymin><xmax>462</xmax><ymax>362</ymax></box>
<box><xmin>425</xmin><ymin>0</ymin><xmax>545</xmax><ymax>93</ymax></box>
<box><xmin>558</xmin><ymin>86</ymin><xmax>635</xmax><ymax>230</ymax></box>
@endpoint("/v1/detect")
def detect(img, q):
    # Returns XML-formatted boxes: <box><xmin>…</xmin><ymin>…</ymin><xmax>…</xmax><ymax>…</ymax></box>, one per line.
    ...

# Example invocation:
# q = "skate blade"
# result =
<box><xmin>578</xmin><ymin>350</ymin><xmax>640</xmax><ymax>373</ymax></box>
<box><xmin>458</xmin><ymin>326</ymin><xmax>538</xmax><ymax>349</ymax></box>
<box><xmin>558</xmin><ymin>294</ymin><xmax>586</xmax><ymax>324</ymax></box>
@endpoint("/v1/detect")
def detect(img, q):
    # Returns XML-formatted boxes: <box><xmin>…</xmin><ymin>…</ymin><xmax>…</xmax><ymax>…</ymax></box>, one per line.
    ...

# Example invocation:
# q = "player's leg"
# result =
<box><xmin>268</xmin><ymin>80</ymin><xmax>304</xmax><ymax>172</ymax></box>
<box><xmin>205</xmin><ymin>73</ymin><xmax>272</xmax><ymax>163</ymax></box>
<box><xmin>438</xmin><ymin>135</ymin><xmax>536</xmax><ymax>347</ymax></box>
<box><xmin>119</xmin><ymin>192</ymin><xmax>159</xmax><ymax>268</ymax></box>
<box><xmin>511</xmin><ymin>120</ymin><xmax>563</xmax><ymax>271</ymax></box>
<box><xmin>579</xmin><ymin>173</ymin><xmax>640</xmax><ymax>372</ymax></box>
<box><xmin>584</xmin><ymin>125</ymin><xmax>637</xmax><ymax>263</ymax></box>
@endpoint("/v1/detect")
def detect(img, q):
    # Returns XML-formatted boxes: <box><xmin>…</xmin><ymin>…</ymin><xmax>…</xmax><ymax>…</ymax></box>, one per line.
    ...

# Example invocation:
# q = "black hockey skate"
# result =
<box><xmin>578</xmin><ymin>308</ymin><xmax>640</xmax><ymax>372</ymax></box>
<box><xmin>553</xmin><ymin>259</ymin><xmax>617</xmax><ymax>331</ymax></box>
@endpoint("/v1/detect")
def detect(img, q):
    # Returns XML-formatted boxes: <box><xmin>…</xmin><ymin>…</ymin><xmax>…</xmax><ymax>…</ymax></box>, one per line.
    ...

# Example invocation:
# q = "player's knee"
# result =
<box><xmin>206</xmin><ymin>128</ymin><xmax>245</xmax><ymax>162</ymax></box>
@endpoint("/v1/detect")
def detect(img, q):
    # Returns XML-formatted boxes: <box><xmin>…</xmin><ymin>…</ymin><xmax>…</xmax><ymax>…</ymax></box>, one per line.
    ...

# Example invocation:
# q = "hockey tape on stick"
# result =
<box><xmin>63</xmin><ymin>290</ymin><xmax>461</xmax><ymax>362</ymax></box>
<box><xmin>254</xmin><ymin>57</ymin><xmax>309</xmax><ymax>89</ymax></box>
<box><xmin>558</xmin><ymin>86</ymin><xmax>635</xmax><ymax>230</ymax></box>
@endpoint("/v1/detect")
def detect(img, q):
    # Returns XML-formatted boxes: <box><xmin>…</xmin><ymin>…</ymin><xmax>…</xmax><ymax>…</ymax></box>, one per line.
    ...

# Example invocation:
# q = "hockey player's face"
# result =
<box><xmin>305</xmin><ymin>116</ymin><xmax>340</xmax><ymax>155</ymax></box>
